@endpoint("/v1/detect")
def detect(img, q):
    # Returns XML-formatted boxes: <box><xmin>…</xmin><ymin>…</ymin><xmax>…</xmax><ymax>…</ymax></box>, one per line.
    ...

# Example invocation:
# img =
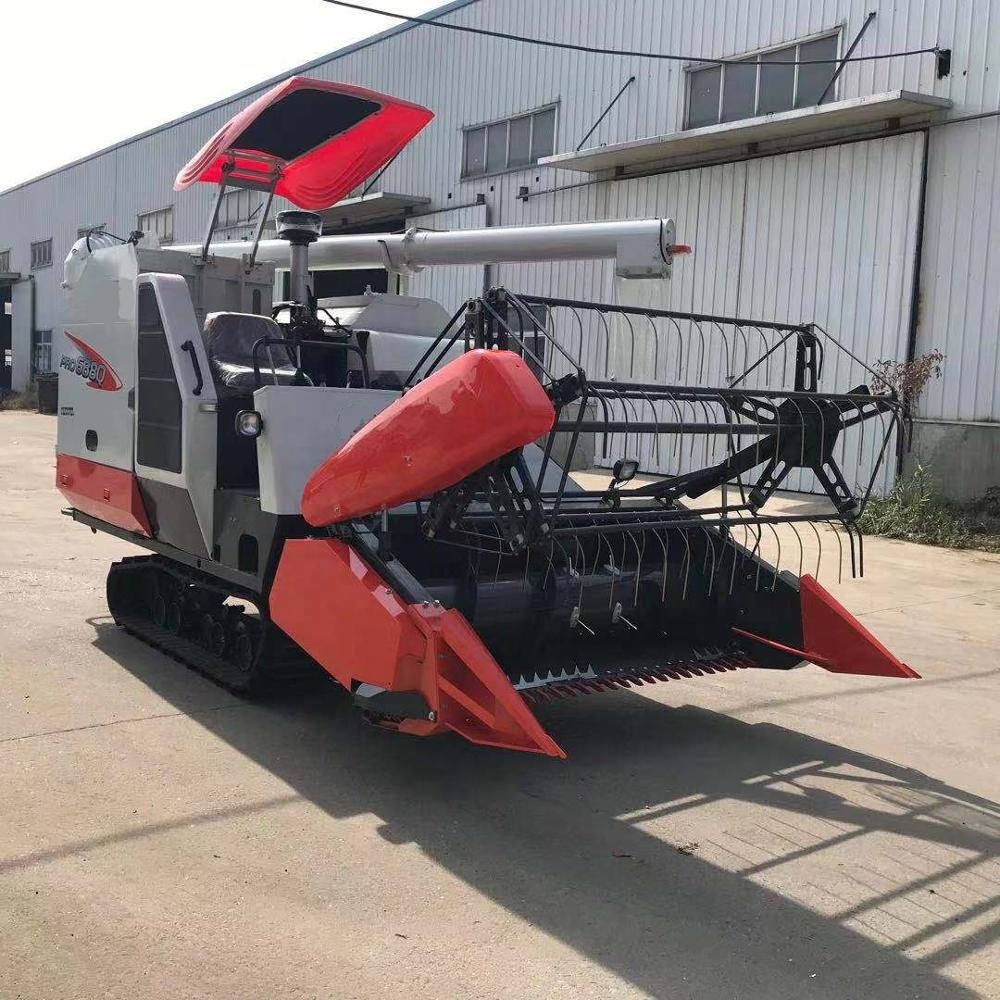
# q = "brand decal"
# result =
<box><xmin>60</xmin><ymin>332</ymin><xmax>123</xmax><ymax>391</ymax></box>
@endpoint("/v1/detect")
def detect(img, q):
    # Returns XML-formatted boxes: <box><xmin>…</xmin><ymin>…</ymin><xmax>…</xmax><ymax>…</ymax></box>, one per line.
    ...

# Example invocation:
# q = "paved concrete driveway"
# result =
<box><xmin>2</xmin><ymin>411</ymin><xmax>999</xmax><ymax>999</ymax></box>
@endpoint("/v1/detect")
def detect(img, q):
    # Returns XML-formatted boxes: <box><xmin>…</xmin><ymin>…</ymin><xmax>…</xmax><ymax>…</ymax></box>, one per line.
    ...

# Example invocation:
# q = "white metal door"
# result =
<box><xmin>133</xmin><ymin>274</ymin><xmax>218</xmax><ymax>556</ymax></box>
<box><xmin>606</xmin><ymin>136</ymin><xmax>922</xmax><ymax>495</ymax></box>
<box><xmin>738</xmin><ymin>134</ymin><xmax>924</xmax><ymax>495</ymax></box>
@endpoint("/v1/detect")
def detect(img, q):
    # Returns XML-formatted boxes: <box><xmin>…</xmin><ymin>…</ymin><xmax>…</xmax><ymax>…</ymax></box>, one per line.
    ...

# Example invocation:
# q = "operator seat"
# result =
<box><xmin>202</xmin><ymin>312</ymin><xmax>302</xmax><ymax>393</ymax></box>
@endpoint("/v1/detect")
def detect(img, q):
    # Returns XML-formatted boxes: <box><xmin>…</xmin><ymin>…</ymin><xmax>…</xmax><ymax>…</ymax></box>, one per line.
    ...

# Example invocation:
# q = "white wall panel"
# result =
<box><xmin>738</xmin><ymin>135</ymin><xmax>923</xmax><ymax>493</ymax></box>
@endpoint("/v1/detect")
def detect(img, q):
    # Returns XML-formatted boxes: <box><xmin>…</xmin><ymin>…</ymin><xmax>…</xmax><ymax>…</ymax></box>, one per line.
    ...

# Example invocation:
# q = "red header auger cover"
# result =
<box><xmin>174</xmin><ymin>76</ymin><xmax>434</xmax><ymax>210</ymax></box>
<box><xmin>302</xmin><ymin>350</ymin><xmax>556</xmax><ymax>526</ymax></box>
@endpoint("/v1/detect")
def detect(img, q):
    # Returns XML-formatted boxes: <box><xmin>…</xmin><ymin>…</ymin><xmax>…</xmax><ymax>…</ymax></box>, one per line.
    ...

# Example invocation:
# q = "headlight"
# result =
<box><xmin>235</xmin><ymin>410</ymin><xmax>264</xmax><ymax>438</ymax></box>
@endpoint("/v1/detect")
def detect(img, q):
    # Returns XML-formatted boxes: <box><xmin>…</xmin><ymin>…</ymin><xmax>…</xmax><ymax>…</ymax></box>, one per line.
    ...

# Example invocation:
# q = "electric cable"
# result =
<box><xmin>320</xmin><ymin>0</ymin><xmax>942</xmax><ymax>66</ymax></box>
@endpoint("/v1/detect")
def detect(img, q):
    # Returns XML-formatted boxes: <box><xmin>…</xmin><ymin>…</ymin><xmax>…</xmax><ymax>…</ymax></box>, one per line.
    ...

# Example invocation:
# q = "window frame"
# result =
<box><xmin>461</xmin><ymin>103</ymin><xmax>559</xmax><ymax>180</ymax></box>
<box><xmin>30</xmin><ymin>239</ymin><xmax>53</xmax><ymax>271</ymax></box>
<box><xmin>685</xmin><ymin>28</ymin><xmax>842</xmax><ymax>130</ymax></box>
<box><xmin>31</xmin><ymin>328</ymin><xmax>53</xmax><ymax>376</ymax></box>
<box><xmin>0</xmin><ymin>249</ymin><xmax>10</xmax><ymax>273</ymax></box>
<box><xmin>217</xmin><ymin>188</ymin><xmax>258</xmax><ymax>230</ymax></box>
<box><xmin>137</xmin><ymin>206</ymin><xmax>175</xmax><ymax>246</ymax></box>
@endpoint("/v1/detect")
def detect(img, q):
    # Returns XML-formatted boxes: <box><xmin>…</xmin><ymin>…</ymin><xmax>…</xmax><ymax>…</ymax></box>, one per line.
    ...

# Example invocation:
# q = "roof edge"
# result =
<box><xmin>0</xmin><ymin>0</ymin><xmax>479</xmax><ymax>198</ymax></box>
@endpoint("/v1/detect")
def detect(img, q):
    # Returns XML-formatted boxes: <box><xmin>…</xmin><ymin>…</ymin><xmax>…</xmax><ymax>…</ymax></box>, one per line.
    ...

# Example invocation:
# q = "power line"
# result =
<box><xmin>320</xmin><ymin>0</ymin><xmax>941</xmax><ymax>66</ymax></box>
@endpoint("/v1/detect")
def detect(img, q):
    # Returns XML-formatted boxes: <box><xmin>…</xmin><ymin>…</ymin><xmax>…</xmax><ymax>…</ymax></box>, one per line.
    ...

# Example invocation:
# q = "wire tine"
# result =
<box><xmin>699</xmin><ymin>319</ymin><xmax>711</xmax><ymax>384</ymax></box>
<box><xmin>667</xmin><ymin>317</ymin><xmax>685</xmax><ymax>382</ymax></box>
<box><xmin>622</xmin><ymin>311</ymin><xmax>638</xmax><ymax>382</ymax></box>
<box><xmin>732</xmin><ymin>324</ymin><xmax>752</xmax><ymax>385</ymax></box>
<box><xmin>651</xmin><ymin>528</ymin><xmax>669</xmax><ymax>604</ymax></box>
<box><xmin>791</xmin><ymin>520</ymin><xmax>805</xmax><ymax>580</ymax></box>
<box><xmin>832</xmin><ymin>520</ymin><xmax>844</xmax><ymax>584</ymax></box>
<box><xmin>765</xmin><ymin>522</ymin><xmax>782</xmax><ymax>590</ymax></box>
<box><xmin>597</xmin><ymin>309</ymin><xmax>613</xmax><ymax>378</ymax></box>
<box><xmin>635</xmin><ymin>388</ymin><xmax>660</xmax><ymax>469</ymax></box>
<box><xmin>628</xmin><ymin>529</ymin><xmax>645</xmax><ymax>606</ymax></box>
<box><xmin>647</xmin><ymin>315</ymin><xmax>660</xmax><ymax>382</ymax></box>
<box><xmin>806</xmin><ymin>518</ymin><xmax>823</xmax><ymax>582</ymax></box>
<box><xmin>679</xmin><ymin>529</ymin><xmax>692</xmax><ymax>600</ymax></box>
<box><xmin>711</xmin><ymin>321</ymin><xmax>732</xmax><ymax>384</ymax></box>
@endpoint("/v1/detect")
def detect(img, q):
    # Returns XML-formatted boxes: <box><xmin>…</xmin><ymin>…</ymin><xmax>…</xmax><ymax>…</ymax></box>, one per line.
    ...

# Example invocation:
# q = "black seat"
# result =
<box><xmin>203</xmin><ymin>312</ymin><xmax>301</xmax><ymax>392</ymax></box>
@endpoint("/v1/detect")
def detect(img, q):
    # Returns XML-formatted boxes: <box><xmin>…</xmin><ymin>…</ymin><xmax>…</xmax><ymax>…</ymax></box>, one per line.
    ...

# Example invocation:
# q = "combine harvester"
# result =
<box><xmin>56</xmin><ymin>77</ymin><xmax>917</xmax><ymax>758</ymax></box>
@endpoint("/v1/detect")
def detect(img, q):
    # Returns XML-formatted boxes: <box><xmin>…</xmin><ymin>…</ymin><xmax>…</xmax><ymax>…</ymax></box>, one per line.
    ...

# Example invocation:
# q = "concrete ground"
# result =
<box><xmin>2</xmin><ymin>409</ymin><xmax>999</xmax><ymax>1000</ymax></box>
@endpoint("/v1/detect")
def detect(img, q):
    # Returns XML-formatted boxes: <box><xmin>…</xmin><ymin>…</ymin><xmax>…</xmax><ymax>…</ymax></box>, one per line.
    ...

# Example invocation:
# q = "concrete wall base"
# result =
<box><xmin>905</xmin><ymin>421</ymin><xmax>1000</xmax><ymax>503</ymax></box>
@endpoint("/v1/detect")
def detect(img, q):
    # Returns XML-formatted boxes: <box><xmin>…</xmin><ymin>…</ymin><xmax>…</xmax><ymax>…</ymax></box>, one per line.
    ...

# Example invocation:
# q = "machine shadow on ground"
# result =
<box><xmin>87</xmin><ymin>621</ymin><xmax>999</xmax><ymax>999</ymax></box>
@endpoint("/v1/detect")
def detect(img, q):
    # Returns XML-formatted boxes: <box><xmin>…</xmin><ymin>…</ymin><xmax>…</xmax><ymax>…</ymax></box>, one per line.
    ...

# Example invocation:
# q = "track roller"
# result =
<box><xmin>105</xmin><ymin>555</ymin><xmax>312</xmax><ymax>694</ymax></box>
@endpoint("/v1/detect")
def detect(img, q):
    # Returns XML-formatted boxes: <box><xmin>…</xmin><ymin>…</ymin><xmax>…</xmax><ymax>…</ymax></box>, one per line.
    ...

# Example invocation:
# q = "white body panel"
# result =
<box><xmin>132</xmin><ymin>274</ymin><xmax>218</xmax><ymax>554</ymax></box>
<box><xmin>316</xmin><ymin>293</ymin><xmax>463</xmax><ymax>382</ymax></box>
<box><xmin>254</xmin><ymin>385</ymin><xmax>398</xmax><ymax>515</ymax></box>
<box><xmin>56</xmin><ymin>245</ymin><xmax>140</xmax><ymax>471</ymax></box>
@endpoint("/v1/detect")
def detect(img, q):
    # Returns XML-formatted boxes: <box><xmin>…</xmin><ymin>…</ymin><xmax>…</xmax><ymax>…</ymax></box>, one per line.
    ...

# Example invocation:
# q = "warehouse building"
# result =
<box><xmin>1</xmin><ymin>0</ymin><xmax>997</xmax><ymax>498</ymax></box>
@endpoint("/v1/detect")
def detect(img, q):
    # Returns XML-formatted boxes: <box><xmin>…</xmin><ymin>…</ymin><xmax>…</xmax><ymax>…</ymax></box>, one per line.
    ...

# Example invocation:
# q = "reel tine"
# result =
<box><xmin>791</xmin><ymin>520</ymin><xmax>805</xmax><ymax>581</ymax></box>
<box><xmin>679</xmin><ymin>529</ymin><xmax>692</xmax><ymax>600</ymax></box>
<box><xmin>711</xmin><ymin>320</ymin><xmax>733</xmax><ymax>385</ymax></box>
<box><xmin>622</xmin><ymin>311</ymin><xmax>638</xmax><ymax>382</ymax></box>
<box><xmin>652</xmin><ymin>528</ymin><xmax>669</xmax><ymax>604</ymax></box>
<box><xmin>666</xmin><ymin>317</ymin><xmax>685</xmax><ymax>382</ymax></box>
<box><xmin>693</xmin><ymin>318</ymin><xmax>707</xmax><ymax>384</ymax></box>
<box><xmin>646</xmin><ymin>315</ymin><xmax>660</xmax><ymax>382</ymax></box>
<box><xmin>806</xmin><ymin>518</ymin><xmax>823</xmax><ymax>582</ymax></box>
<box><xmin>765</xmin><ymin>521</ymin><xmax>782</xmax><ymax>590</ymax></box>
<box><xmin>826</xmin><ymin>519</ymin><xmax>844</xmax><ymax>585</ymax></box>
<box><xmin>627</xmin><ymin>529</ymin><xmax>645</xmax><ymax>607</ymax></box>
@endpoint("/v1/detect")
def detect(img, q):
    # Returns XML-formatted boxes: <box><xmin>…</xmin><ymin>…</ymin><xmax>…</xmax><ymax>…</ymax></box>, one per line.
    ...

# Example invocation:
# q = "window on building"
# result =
<box><xmin>218</xmin><ymin>189</ymin><xmax>258</xmax><ymax>229</ymax></box>
<box><xmin>462</xmin><ymin>106</ymin><xmax>557</xmax><ymax>178</ymax></box>
<box><xmin>0</xmin><ymin>250</ymin><xmax>10</xmax><ymax>273</ymax></box>
<box><xmin>137</xmin><ymin>206</ymin><xmax>175</xmax><ymax>245</ymax></box>
<box><xmin>30</xmin><ymin>239</ymin><xmax>53</xmax><ymax>270</ymax></box>
<box><xmin>686</xmin><ymin>32</ymin><xmax>840</xmax><ymax>129</ymax></box>
<box><xmin>32</xmin><ymin>329</ymin><xmax>53</xmax><ymax>375</ymax></box>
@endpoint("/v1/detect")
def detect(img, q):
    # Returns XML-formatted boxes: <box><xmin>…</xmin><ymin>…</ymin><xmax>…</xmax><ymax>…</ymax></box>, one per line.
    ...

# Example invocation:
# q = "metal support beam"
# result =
<box><xmin>818</xmin><ymin>11</ymin><xmax>877</xmax><ymax>106</ymax></box>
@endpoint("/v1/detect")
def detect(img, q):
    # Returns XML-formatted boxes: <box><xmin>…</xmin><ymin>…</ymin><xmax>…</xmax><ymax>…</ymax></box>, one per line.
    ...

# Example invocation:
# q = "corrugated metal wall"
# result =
<box><xmin>2</xmin><ymin>0</ymin><xmax>999</xmax><ymax>438</ymax></box>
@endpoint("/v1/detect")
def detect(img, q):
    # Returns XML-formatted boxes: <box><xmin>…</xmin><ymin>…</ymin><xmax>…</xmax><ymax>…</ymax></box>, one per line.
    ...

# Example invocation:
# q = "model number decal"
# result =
<box><xmin>60</xmin><ymin>332</ymin><xmax>123</xmax><ymax>391</ymax></box>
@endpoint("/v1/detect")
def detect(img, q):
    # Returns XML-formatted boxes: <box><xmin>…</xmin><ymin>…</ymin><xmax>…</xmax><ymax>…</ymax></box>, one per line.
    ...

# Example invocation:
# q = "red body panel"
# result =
<box><xmin>56</xmin><ymin>454</ymin><xmax>152</xmax><ymax>537</ymax></box>
<box><xmin>269</xmin><ymin>538</ymin><xmax>565</xmax><ymax>758</ymax></box>
<box><xmin>301</xmin><ymin>350</ymin><xmax>556</xmax><ymax>527</ymax></box>
<box><xmin>799</xmin><ymin>574</ymin><xmax>919</xmax><ymax>678</ymax></box>
<box><xmin>734</xmin><ymin>574</ymin><xmax>918</xmax><ymax>679</ymax></box>
<box><xmin>174</xmin><ymin>76</ymin><xmax>434</xmax><ymax>211</ymax></box>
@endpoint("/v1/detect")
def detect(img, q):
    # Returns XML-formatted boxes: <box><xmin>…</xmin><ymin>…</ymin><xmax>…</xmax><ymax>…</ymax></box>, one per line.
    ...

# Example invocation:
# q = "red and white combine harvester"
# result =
<box><xmin>56</xmin><ymin>77</ymin><xmax>917</xmax><ymax>758</ymax></box>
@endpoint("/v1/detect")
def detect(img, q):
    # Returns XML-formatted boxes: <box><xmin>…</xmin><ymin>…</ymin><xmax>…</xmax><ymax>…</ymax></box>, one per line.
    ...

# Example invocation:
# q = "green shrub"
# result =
<box><xmin>860</xmin><ymin>466</ymin><xmax>1000</xmax><ymax>554</ymax></box>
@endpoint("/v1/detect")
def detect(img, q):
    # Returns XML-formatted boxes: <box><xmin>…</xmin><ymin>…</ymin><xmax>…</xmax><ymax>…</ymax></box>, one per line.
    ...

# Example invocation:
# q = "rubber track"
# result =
<box><xmin>107</xmin><ymin>556</ymin><xmax>315</xmax><ymax>696</ymax></box>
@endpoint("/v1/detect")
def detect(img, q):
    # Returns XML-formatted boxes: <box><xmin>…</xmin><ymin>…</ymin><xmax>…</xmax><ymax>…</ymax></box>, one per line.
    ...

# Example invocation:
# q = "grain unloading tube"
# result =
<box><xmin>176</xmin><ymin>216</ymin><xmax>686</xmax><ymax>280</ymax></box>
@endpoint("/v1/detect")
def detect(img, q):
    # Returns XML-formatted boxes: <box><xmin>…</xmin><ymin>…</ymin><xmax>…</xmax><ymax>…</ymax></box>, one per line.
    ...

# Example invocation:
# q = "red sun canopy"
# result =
<box><xmin>174</xmin><ymin>76</ymin><xmax>434</xmax><ymax>211</ymax></box>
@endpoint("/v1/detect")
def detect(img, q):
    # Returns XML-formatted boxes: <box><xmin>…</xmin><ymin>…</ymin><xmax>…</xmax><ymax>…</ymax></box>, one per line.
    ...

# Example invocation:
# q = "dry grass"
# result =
<box><xmin>0</xmin><ymin>385</ymin><xmax>39</xmax><ymax>411</ymax></box>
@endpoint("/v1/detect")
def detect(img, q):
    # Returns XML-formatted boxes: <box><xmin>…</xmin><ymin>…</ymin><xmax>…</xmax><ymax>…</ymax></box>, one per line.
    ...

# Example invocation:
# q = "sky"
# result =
<box><xmin>0</xmin><ymin>0</ymin><xmax>440</xmax><ymax>190</ymax></box>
